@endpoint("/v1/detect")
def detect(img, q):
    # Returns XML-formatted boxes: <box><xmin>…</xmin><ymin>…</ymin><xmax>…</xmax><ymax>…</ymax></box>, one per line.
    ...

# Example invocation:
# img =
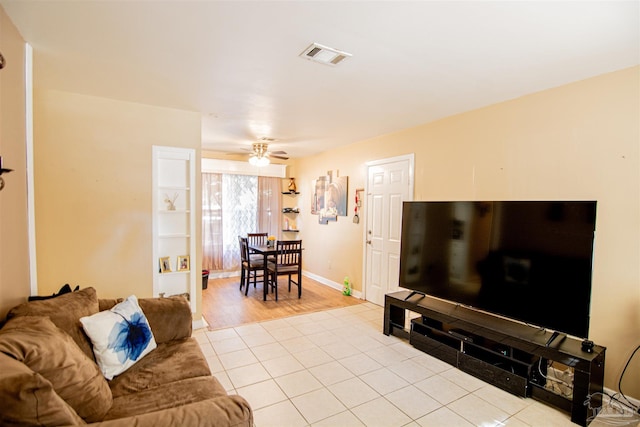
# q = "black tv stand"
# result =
<box><xmin>403</xmin><ymin>290</ymin><xmax>426</xmax><ymax>301</ymax></box>
<box><xmin>545</xmin><ymin>331</ymin><xmax>566</xmax><ymax>348</ymax></box>
<box><xmin>384</xmin><ymin>291</ymin><xmax>605</xmax><ymax>426</ymax></box>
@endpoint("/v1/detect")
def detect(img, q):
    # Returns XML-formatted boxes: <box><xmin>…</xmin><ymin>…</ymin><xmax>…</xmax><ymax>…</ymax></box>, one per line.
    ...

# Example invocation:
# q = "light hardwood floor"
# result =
<box><xmin>202</xmin><ymin>275</ymin><xmax>364</xmax><ymax>330</ymax></box>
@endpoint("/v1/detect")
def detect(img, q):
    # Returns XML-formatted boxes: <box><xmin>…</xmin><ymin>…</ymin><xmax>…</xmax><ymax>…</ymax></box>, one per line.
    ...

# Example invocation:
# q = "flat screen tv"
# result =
<box><xmin>399</xmin><ymin>201</ymin><xmax>597</xmax><ymax>338</ymax></box>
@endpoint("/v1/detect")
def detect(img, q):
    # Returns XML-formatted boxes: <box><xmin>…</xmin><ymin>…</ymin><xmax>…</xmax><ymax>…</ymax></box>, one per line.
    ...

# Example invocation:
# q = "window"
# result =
<box><xmin>202</xmin><ymin>171</ymin><xmax>281</xmax><ymax>274</ymax></box>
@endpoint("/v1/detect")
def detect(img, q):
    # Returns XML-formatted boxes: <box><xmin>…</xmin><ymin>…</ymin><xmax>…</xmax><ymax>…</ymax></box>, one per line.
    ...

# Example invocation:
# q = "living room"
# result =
<box><xmin>0</xmin><ymin>1</ymin><xmax>638</xmax><ymax>426</ymax></box>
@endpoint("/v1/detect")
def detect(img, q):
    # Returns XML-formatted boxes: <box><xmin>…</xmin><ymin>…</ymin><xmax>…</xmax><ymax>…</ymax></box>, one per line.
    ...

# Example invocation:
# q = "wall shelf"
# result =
<box><xmin>281</xmin><ymin>180</ymin><xmax>300</xmax><ymax>239</ymax></box>
<box><xmin>152</xmin><ymin>146</ymin><xmax>196</xmax><ymax>312</ymax></box>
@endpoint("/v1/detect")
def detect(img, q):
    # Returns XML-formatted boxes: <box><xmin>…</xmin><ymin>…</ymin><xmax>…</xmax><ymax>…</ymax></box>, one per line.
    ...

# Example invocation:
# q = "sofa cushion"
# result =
<box><xmin>109</xmin><ymin>337</ymin><xmax>212</xmax><ymax>398</ymax></box>
<box><xmin>86</xmin><ymin>396</ymin><xmax>253</xmax><ymax>427</ymax></box>
<box><xmin>139</xmin><ymin>296</ymin><xmax>193</xmax><ymax>343</ymax></box>
<box><xmin>0</xmin><ymin>316</ymin><xmax>113</xmax><ymax>422</ymax></box>
<box><xmin>80</xmin><ymin>295</ymin><xmax>157</xmax><ymax>380</ymax></box>
<box><xmin>99</xmin><ymin>296</ymin><xmax>192</xmax><ymax>344</ymax></box>
<box><xmin>104</xmin><ymin>376</ymin><xmax>228</xmax><ymax>420</ymax></box>
<box><xmin>0</xmin><ymin>352</ymin><xmax>86</xmax><ymax>426</ymax></box>
<box><xmin>6</xmin><ymin>286</ymin><xmax>99</xmax><ymax>359</ymax></box>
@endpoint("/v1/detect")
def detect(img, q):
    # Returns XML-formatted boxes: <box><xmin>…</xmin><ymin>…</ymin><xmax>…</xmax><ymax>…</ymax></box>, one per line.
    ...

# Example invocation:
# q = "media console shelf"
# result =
<box><xmin>384</xmin><ymin>291</ymin><xmax>605</xmax><ymax>426</ymax></box>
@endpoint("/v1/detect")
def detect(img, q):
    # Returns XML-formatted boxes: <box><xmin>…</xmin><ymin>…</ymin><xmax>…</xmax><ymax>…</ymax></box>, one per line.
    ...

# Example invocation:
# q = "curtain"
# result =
<box><xmin>203</xmin><ymin>174</ymin><xmax>281</xmax><ymax>274</ymax></box>
<box><xmin>202</xmin><ymin>173</ymin><xmax>223</xmax><ymax>271</ymax></box>
<box><xmin>203</xmin><ymin>172</ymin><xmax>259</xmax><ymax>273</ymax></box>
<box><xmin>202</xmin><ymin>173</ymin><xmax>222</xmax><ymax>270</ymax></box>
<box><xmin>257</xmin><ymin>177</ymin><xmax>282</xmax><ymax>239</ymax></box>
<box><xmin>221</xmin><ymin>174</ymin><xmax>258</xmax><ymax>270</ymax></box>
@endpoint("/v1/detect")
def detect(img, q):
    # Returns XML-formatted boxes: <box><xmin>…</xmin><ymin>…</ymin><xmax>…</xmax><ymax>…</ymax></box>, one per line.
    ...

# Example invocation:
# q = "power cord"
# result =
<box><xmin>583</xmin><ymin>344</ymin><xmax>640</xmax><ymax>422</ymax></box>
<box><xmin>584</xmin><ymin>392</ymin><xmax>640</xmax><ymax>425</ymax></box>
<box><xmin>617</xmin><ymin>344</ymin><xmax>640</xmax><ymax>414</ymax></box>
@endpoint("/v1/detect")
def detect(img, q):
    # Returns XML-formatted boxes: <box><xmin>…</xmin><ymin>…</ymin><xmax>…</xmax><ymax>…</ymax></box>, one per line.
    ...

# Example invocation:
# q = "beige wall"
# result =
<box><xmin>4</xmin><ymin>1</ymin><xmax>637</xmax><ymax>397</ymax></box>
<box><xmin>0</xmin><ymin>6</ymin><xmax>30</xmax><ymax>320</ymax></box>
<box><xmin>33</xmin><ymin>90</ymin><xmax>203</xmax><ymax>319</ymax></box>
<box><xmin>293</xmin><ymin>67</ymin><xmax>639</xmax><ymax>397</ymax></box>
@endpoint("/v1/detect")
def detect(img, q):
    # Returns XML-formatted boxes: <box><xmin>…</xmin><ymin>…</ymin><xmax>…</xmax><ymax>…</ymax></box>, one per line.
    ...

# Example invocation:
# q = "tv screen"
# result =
<box><xmin>399</xmin><ymin>201</ymin><xmax>597</xmax><ymax>338</ymax></box>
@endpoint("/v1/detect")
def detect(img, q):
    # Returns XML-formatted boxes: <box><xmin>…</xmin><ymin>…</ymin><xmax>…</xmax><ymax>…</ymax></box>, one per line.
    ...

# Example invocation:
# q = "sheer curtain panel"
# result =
<box><xmin>203</xmin><ymin>173</ymin><xmax>281</xmax><ymax>276</ymax></box>
<box><xmin>202</xmin><ymin>173</ymin><xmax>223</xmax><ymax>271</ymax></box>
<box><xmin>258</xmin><ymin>177</ymin><xmax>282</xmax><ymax>238</ymax></box>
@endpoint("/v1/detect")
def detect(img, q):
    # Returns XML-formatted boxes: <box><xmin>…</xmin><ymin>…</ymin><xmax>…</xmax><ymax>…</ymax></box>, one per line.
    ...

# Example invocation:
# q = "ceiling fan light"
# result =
<box><xmin>249</xmin><ymin>155</ymin><xmax>270</xmax><ymax>167</ymax></box>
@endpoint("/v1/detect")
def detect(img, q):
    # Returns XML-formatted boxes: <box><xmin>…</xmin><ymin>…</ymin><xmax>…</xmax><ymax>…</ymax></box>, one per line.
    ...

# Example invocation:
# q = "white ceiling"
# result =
<box><xmin>2</xmin><ymin>1</ymin><xmax>638</xmax><ymax>159</ymax></box>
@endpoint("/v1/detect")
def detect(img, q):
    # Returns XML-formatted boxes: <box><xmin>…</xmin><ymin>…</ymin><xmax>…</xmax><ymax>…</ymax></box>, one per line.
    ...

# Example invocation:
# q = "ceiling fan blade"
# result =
<box><xmin>270</xmin><ymin>155</ymin><xmax>289</xmax><ymax>160</ymax></box>
<box><xmin>270</xmin><ymin>150</ymin><xmax>288</xmax><ymax>155</ymax></box>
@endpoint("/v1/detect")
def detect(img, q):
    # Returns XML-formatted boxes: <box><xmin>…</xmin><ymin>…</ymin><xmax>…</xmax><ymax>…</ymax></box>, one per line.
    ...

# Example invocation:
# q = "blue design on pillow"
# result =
<box><xmin>107</xmin><ymin>312</ymin><xmax>153</xmax><ymax>363</ymax></box>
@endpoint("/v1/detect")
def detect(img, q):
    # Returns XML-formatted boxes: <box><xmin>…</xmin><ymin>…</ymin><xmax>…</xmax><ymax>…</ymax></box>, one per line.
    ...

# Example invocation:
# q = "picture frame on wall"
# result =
<box><xmin>159</xmin><ymin>257</ymin><xmax>172</xmax><ymax>273</ymax></box>
<box><xmin>177</xmin><ymin>255</ymin><xmax>190</xmax><ymax>272</ymax></box>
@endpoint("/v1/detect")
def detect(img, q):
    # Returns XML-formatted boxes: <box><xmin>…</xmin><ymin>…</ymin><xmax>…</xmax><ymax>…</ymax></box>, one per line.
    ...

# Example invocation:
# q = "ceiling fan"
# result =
<box><xmin>245</xmin><ymin>142</ymin><xmax>289</xmax><ymax>166</ymax></box>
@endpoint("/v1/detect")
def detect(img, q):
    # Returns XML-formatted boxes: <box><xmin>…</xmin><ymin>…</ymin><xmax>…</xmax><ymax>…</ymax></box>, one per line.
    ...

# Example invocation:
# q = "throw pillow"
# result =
<box><xmin>7</xmin><ymin>286</ymin><xmax>99</xmax><ymax>360</ymax></box>
<box><xmin>80</xmin><ymin>295</ymin><xmax>157</xmax><ymax>380</ymax></box>
<box><xmin>0</xmin><ymin>316</ymin><xmax>112</xmax><ymax>422</ymax></box>
<box><xmin>0</xmin><ymin>352</ymin><xmax>85</xmax><ymax>426</ymax></box>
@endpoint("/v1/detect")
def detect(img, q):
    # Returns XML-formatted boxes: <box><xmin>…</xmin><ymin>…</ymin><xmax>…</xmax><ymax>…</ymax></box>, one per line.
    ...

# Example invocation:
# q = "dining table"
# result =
<box><xmin>247</xmin><ymin>243</ymin><xmax>278</xmax><ymax>301</ymax></box>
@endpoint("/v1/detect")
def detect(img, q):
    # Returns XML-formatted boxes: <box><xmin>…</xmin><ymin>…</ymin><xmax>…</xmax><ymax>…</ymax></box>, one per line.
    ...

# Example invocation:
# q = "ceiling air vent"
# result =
<box><xmin>300</xmin><ymin>43</ymin><xmax>352</xmax><ymax>66</ymax></box>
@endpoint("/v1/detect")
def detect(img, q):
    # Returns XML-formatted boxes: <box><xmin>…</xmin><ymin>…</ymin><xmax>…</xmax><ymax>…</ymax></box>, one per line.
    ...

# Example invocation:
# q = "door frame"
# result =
<box><xmin>361</xmin><ymin>153</ymin><xmax>415</xmax><ymax>303</ymax></box>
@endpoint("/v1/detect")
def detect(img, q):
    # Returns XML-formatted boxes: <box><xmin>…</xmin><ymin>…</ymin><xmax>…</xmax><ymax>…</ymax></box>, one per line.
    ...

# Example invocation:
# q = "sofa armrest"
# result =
<box><xmin>98</xmin><ymin>296</ymin><xmax>192</xmax><ymax>344</ymax></box>
<box><xmin>82</xmin><ymin>395</ymin><xmax>253</xmax><ymax>427</ymax></box>
<box><xmin>139</xmin><ymin>297</ymin><xmax>192</xmax><ymax>343</ymax></box>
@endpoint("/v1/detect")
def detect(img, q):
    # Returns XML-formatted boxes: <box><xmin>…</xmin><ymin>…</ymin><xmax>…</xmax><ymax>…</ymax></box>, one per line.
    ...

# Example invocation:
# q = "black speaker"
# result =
<box><xmin>581</xmin><ymin>340</ymin><xmax>594</xmax><ymax>353</ymax></box>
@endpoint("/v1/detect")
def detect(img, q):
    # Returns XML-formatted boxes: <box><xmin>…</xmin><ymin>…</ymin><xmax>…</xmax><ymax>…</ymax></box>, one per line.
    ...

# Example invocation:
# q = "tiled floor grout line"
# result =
<box><xmin>195</xmin><ymin>304</ymin><xmax>576</xmax><ymax>427</ymax></box>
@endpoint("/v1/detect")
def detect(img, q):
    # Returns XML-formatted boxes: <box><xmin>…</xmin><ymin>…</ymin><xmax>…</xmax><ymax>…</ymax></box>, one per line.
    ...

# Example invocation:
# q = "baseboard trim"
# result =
<box><xmin>209</xmin><ymin>271</ymin><xmax>241</xmax><ymax>280</ymax></box>
<box><xmin>602</xmin><ymin>386</ymin><xmax>640</xmax><ymax>411</ymax></box>
<box><xmin>302</xmin><ymin>270</ymin><xmax>363</xmax><ymax>300</ymax></box>
<box><xmin>192</xmin><ymin>318</ymin><xmax>208</xmax><ymax>330</ymax></box>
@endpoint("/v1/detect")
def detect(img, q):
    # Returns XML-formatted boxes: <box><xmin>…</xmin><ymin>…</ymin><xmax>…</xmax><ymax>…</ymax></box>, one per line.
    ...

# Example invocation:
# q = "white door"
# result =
<box><xmin>364</xmin><ymin>155</ymin><xmax>414</xmax><ymax>306</ymax></box>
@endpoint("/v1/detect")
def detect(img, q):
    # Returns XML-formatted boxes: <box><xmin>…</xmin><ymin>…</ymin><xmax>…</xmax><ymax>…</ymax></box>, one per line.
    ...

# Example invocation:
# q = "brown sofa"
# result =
<box><xmin>0</xmin><ymin>287</ymin><xmax>253</xmax><ymax>426</ymax></box>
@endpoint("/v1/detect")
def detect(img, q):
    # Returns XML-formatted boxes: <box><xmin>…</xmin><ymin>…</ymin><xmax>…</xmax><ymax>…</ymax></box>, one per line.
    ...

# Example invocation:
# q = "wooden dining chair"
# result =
<box><xmin>247</xmin><ymin>232</ymin><xmax>275</xmax><ymax>262</ymax></box>
<box><xmin>238</xmin><ymin>236</ymin><xmax>264</xmax><ymax>296</ymax></box>
<box><xmin>247</xmin><ymin>232</ymin><xmax>268</xmax><ymax>246</ymax></box>
<box><xmin>266</xmin><ymin>240</ymin><xmax>302</xmax><ymax>301</ymax></box>
<box><xmin>247</xmin><ymin>233</ymin><xmax>273</xmax><ymax>261</ymax></box>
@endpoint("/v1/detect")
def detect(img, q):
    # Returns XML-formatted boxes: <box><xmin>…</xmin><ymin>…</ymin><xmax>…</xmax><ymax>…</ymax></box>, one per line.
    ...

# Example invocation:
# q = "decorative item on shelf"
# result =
<box><xmin>177</xmin><ymin>255</ymin><xmax>190</xmax><ymax>272</ymax></box>
<box><xmin>159</xmin><ymin>257</ymin><xmax>171</xmax><ymax>273</ymax></box>
<box><xmin>164</xmin><ymin>192</ymin><xmax>178</xmax><ymax>210</ymax></box>
<box><xmin>0</xmin><ymin>156</ymin><xmax>14</xmax><ymax>192</ymax></box>
<box><xmin>267</xmin><ymin>235</ymin><xmax>276</xmax><ymax>247</ymax></box>
<box><xmin>288</xmin><ymin>178</ymin><xmax>297</xmax><ymax>193</ymax></box>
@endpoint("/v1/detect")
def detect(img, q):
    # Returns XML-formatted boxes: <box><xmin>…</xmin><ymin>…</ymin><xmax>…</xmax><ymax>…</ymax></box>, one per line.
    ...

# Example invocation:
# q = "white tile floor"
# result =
<box><xmin>193</xmin><ymin>303</ymin><xmax>579</xmax><ymax>427</ymax></box>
